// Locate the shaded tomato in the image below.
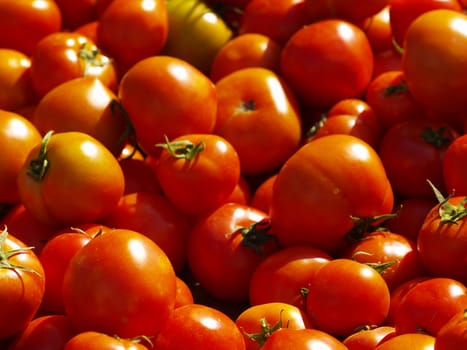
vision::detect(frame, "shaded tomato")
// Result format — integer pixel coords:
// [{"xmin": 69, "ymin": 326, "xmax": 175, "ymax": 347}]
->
[
  {"xmin": 63, "ymin": 331, "xmax": 149, "ymax": 350},
  {"xmin": 261, "ymin": 328, "xmax": 348, "ymax": 350},
  {"xmin": 343, "ymin": 326, "xmax": 396, "ymax": 350},
  {"xmin": 442, "ymin": 134, "xmax": 467, "ymax": 196},
  {"xmin": 250, "ymin": 174, "xmax": 277, "ymax": 214},
  {"xmin": 374, "ymin": 333, "xmax": 435, "ymax": 350},
  {"xmin": 118, "ymin": 158, "xmax": 161, "ymax": 195},
  {"xmin": 174, "ymin": 276, "xmax": 194, "ymax": 309},
  {"xmin": 54, "ymin": 0, "xmax": 97, "ymax": 30},
  {"xmin": 372, "ymin": 48, "xmax": 403, "ymax": 79},
  {"xmin": 435, "ymin": 308, "xmax": 467, "ymax": 350}
]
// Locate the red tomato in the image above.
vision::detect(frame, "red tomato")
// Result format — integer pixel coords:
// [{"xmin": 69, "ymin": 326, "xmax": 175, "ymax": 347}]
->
[
  {"xmin": 0, "ymin": 110, "xmax": 42, "ymax": 204},
  {"xmin": 435, "ymin": 308, "xmax": 467, "ymax": 350},
  {"xmin": 281, "ymin": 19, "xmax": 374, "ymax": 109},
  {"xmin": 249, "ymin": 246, "xmax": 331, "ymax": 309},
  {"xmin": 118, "ymin": 158, "xmax": 161, "ymax": 195},
  {"xmin": 360, "ymin": 5, "xmax": 393, "ymax": 53},
  {"xmin": 0, "ymin": 0, "xmax": 62, "ymax": 56},
  {"xmin": 372, "ymin": 48, "xmax": 403, "ymax": 78},
  {"xmin": 74, "ymin": 20, "xmax": 99, "ymax": 44},
  {"xmin": 443, "ymin": 134, "xmax": 467, "ymax": 196},
  {"xmin": 187, "ymin": 202, "xmax": 276, "ymax": 302},
  {"xmin": 235, "ymin": 302, "xmax": 311, "ymax": 350},
  {"xmin": 306, "ymin": 258, "xmax": 391, "ymax": 338},
  {"xmin": 118, "ymin": 56, "xmax": 217, "ymax": 157},
  {"xmin": 215, "ymin": 67, "xmax": 302, "ymax": 175},
  {"xmin": 261, "ymin": 328, "xmax": 348, "ymax": 350},
  {"xmin": 54, "ymin": 0, "xmax": 98, "ymax": 30},
  {"xmin": 64, "ymin": 331, "xmax": 149, "ymax": 350},
  {"xmin": 343, "ymin": 326, "xmax": 396, "ymax": 350},
  {"xmin": 63, "ymin": 228, "xmax": 176, "ymax": 338},
  {"xmin": 402, "ymin": 9, "xmax": 467, "ymax": 114},
  {"xmin": 154, "ymin": 304, "xmax": 246, "ymax": 350},
  {"xmin": 7, "ymin": 315, "xmax": 76, "ymax": 350},
  {"xmin": 174, "ymin": 276, "xmax": 194, "ymax": 309},
  {"xmin": 393, "ymin": 277, "xmax": 467, "ymax": 336},
  {"xmin": 0, "ymin": 228, "xmax": 45, "ymax": 339},
  {"xmin": 374, "ymin": 333, "xmax": 435, "ymax": 349},
  {"xmin": 270, "ymin": 134, "xmax": 394, "ymax": 254},
  {"xmin": 17, "ymin": 131, "xmax": 125, "ymax": 226},
  {"xmin": 97, "ymin": 0, "xmax": 168, "ymax": 74},
  {"xmin": 250, "ymin": 174, "xmax": 277, "ymax": 214}
]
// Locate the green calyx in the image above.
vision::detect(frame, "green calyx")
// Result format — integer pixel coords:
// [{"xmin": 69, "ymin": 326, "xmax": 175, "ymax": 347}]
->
[
  {"xmin": 428, "ymin": 179, "xmax": 467, "ymax": 224},
  {"xmin": 229, "ymin": 218, "xmax": 277, "ymax": 256},
  {"xmin": 27, "ymin": 130, "xmax": 54, "ymax": 181},
  {"xmin": 242, "ymin": 310, "xmax": 287, "ymax": 347},
  {"xmin": 155, "ymin": 135, "xmax": 205, "ymax": 160}
]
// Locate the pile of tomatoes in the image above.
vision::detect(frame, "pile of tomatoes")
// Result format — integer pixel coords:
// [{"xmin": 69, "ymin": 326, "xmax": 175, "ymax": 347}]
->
[{"xmin": 1, "ymin": 0, "xmax": 467, "ymax": 349}]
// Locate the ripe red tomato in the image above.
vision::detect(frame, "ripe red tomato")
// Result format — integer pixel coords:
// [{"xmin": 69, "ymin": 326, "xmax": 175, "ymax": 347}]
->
[
  {"xmin": 360, "ymin": 5, "xmax": 393, "ymax": 54},
  {"xmin": 374, "ymin": 333, "xmax": 435, "ymax": 350},
  {"xmin": 270, "ymin": 134, "xmax": 394, "ymax": 254},
  {"xmin": 154, "ymin": 304, "xmax": 246, "ymax": 350},
  {"xmin": 281, "ymin": 18, "xmax": 374, "ymax": 109},
  {"xmin": 261, "ymin": 328, "xmax": 348, "ymax": 350},
  {"xmin": 250, "ymin": 174, "xmax": 277, "ymax": 214},
  {"xmin": 214, "ymin": 67, "xmax": 302, "ymax": 175},
  {"xmin": 118, "ymin": 158, "xmax": 161, "ymax": 195},
  {"xmin": 0, "ymin": 228, "xmax": 45, "ymax": 340},
  {"xmin": 435, "ymin": 308, "xmax": 467, "ymax": 350},
  {"xmin": 64, "ymin": 331, "xmax": 149, "ymax": 350},
  {"xmin": 54, "ymin": 0, "xmax": 98, "ymax": 30},
  {"xmin": 174, "ymin": 276, "xmax": 194, "ymax": 308},
  {"xmin": 372, "ymin": 48, "xmax": 403, "ymax": 79},
  {"xmin": 17, "ymin": 131, "xmax": 125, "ymax": 226},
  {"xmin": 306, "ymin": 258, "xmax": 391, "ymax": 338},
  {"xmin": 118, "ymin": 56, "xmax": 217, "ymax": 157},
  {"xmin": 442, "ymin": 134, "xmax": 467, "ymax": 196},
  {"xmin": 342, "ymin": 326, "xmax": 396, "ymax": 350},
  {"xmin": 63, "ymin": 228, "xmax": 177, "ymax": 338}
]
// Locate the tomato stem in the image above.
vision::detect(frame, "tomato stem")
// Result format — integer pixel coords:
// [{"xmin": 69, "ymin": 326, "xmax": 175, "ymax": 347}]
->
[
  {"xmin": 155, "ymin": 135, "xmax": 205, "ymax": 160},
  {"xmin": 228, "ymin": 218, "xmax": 277, "ymax": 255},
  {"xmin": 428, "ymin": 179, "xmax": 467, "ymax": 224},
  {"xmin": 78, "ymin": 42, "xmax": 110, "ymax": 77},
  {"xmin": 27, "ymin": 130, "xmax": 54, "ymax": 181},
  {"xmin": 420, "ymin": 127, "xmax": 455, "ymax": 149},
  {"xmin": 346, "ymin": 213, "xmax": 398, "ymax": 243},
  {"xmin": 351, "ymin": 251, "xmax": 398, "ymax": 274},
  {"xmin": 109, "ymin": 99, "xmax": 142, "ymax": 157},
  {"xmin": 242, "ymin": 310, "xmax": 287, "ymax": 347}
]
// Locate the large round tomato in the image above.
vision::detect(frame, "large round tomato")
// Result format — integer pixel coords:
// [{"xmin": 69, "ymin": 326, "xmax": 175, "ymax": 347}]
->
[
  {"xmin": 435, "ymin": 308, "xmax": 467, "ymax": 350},
  {"xmin": 261, "ymin": 328, "xmax": 348, "ymax": 350},
  {"xmin": 64, "ymin": 331, "xmax": 149, "ymax": 350},
  {"xmin": 342, "ymin": 326, "xmax": 396, "ymax": 350},
  {"xmin": 17, "ymin": 131, "xmax": 125, "ymax": 226},
  {"xmin": 270, "ymin": 134, "xmax": 394, "ymax": 254},
  {"xmin": 402, "ymin": 9, "xmax": 467, "ymax": 114},
  {"xmin": 281, "ymin": 18, "xmax": 374, "ymax": 109},
  {"xmin": 442, "ymin": 134, "xmax": 467, "ymax": 196},
  {"xmin": 62, "ymin": 228, "xmax": 177, "ymax": 338},
  {"xmin": 374, "ymin": 333, "xmax": 435, "ymax": 349}
]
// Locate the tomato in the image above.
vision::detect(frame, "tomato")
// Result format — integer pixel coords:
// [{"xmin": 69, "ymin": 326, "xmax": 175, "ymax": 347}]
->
[
  {"xmin": 389, "ymin": 0, "xmax": 462, "ymax": 48},
  {"xmin": 17, "ymin": 131, "xmax": 125, "ymax": 226},
  {"xmin": 249, "ymin": 246, "xmax": 331, "ymax": 309},
  {"xmin": 187, "ymin": 202, "xmax": 276, "ymax": 302},
  {"xmin": 163, "ymin": 0, "xmax": 233, "ymax": 75},
  {"xmin": 0, "ymin": 0, "xmax": 62, "ymax": 56},
  {"xmin": 443, "ymin": 134, "xmax": 467, "ymax": 196},
  {"xmin": 374, "ymin": 333, "xmax": 435, "ymax": 350},
  {"xmin": 343, "ymin": 326, "xmax": 396, "ymax": 350},
  {"xmin": 7, "ymin": 315, "xmax": 77, "ymax": 350},
  {"xmin": 118, "ymin": 56, "xmax": 217, "ymax": 157},
  {"xmin": 210, "ymin": 33, "xmax": 282, "ymax": 83},
  {"xmin": 238, "ymin": 0, "xmax": 309, "ymax": 45},
  {"xmin": 261, "ymin": 328, "xmax": 348, "ymax": 350},
  {"xmin": 64, "ymin": 331, "xmax": 149, "ymax": 350},
  {"xmin": 214, "ymin": 67, "xmax": 302, "ymax": 175},
  {"xmin": 0, "ymin": 110, "xmax": 42, "ymax": 204},
  {"xmin": 365, "ymin": 70, "xmax": 425, "ymax": 131},
  {"xmin": 0, "ymin": 228, "xmax": 45, "ymax": 340},
  {"xmin": 100, "ymin": 192, "xmax": 191, "ymax": 273},
  {"xmin": 372, "ymin": 48, "xmax": 403, "ymax": 79},
  {"xmin": 32, "ymin": 77, "xmax": 128, "ymax": 155},
  {"xmin": 281, "ymin": 18, "xmax": 374, "ymax": 109},
  {"xmin": 118, "ymin": 158, "xmax": 161, "ymax": 195},
  {"xmin": 417, "ymin": 192, "xmax": 467, "ymax": 285},
  {"xmin": 155, "ymin": 304, "xmax": 245, "ymax": 350},
  {"xmin": 222, "ymin": 175, "xmax": 252, "ymax": 206},
  {"xmin": 63, "ymin": 228, "xmax": 176, "ymax": 338},
  {"xmin": 54, "ymin": 0, "xmax": 98, "ymax": 30},
  {"xmin": 435, "ymin": 308, "xmax": 467, "ymax": 350},
  {"xmin": 393, "ymin": 277, "xmax": 467, "ymax": 336},
  {"xmin": 96, "ymin": 0, "xmax": 168, "ymax": 75},
  {"xmin": 360, "ymin": 5, "xmax": 393, "ymax": 54},
  {"xmin": 306, "ymin": 258, "xmax": 391, "ymax": 338},
  {"xmin": 154, "ymin": 134, "xmax": 241, "ymax": 218},
  {"xmin": 74, "ymin": 20, "xmax": 99, "ymax": 44},
  {"xmin": 270, "ymin": 134, "xmax": 394, "ymax": 254},
  {"xmin": 235, "ymin": 302, "xmax": 311, "ymax": 350},
  {"xmin": 174, "ymin": 276, "xmax": 194, "ymax": 308},
  {"xmin": 250, "ymin": 174, "xmax": 277, "ymax": 214},
  {"xmin": 0, "ymin": 49, "xmax": 38, "ymax": 112},
  {"xmin": 378, "ymin": 119, "xmax": 458, "ymax": 200},
  {"xmin": 402, "ymin": 9, "xmax": 467, "ymax": 114}
]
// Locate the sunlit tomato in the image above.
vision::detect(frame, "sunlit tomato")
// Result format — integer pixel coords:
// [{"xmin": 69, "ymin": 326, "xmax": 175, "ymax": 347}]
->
[
  {"xmin": 442, "ymin": 134, "xmax": 467, "ymax": 196},
  {"xmin": 215, "ymin": 67, "xmax": 302, "ymax": 175},
  {"xmin": 402, "ymin": 9, "xmax": 467, "ymax": 114},
  {"xmin": 389, "ymin": 0, "xmax": 462, "ymax": 48},
  {"xmin": 304, "ymin": 0, "xmax": 389, "ymax": 24},
  {"xmin": 96, "ymin": 0, "xmax": 168, "ymax": 75},
  {"xmin": 174, "ymin": 276, "xmax": 194, "ymax": 308},
  {"xmin": 281, "ymin": 19, "xmax": 374, "ymax": 109},
  {"xmin": 0, "ymin": 110, "xmax": 42, "ymax": 204},
  {"xmin": 435, "ymin": 308, "xmax": 467, "ymax": 350},
  {"xmin": 17, "ymin": 131, "xmax": 125, "ymax": 226},
  {"xmin": 239, "ymin": 0, "xmax": 309, "ymax": 45},
  {"xmin": 343, "ymin": 326, "xmax": 396, "ymax": 350},
  {"xmin": 0, "ymin": 49, "xmax": 38, "ymax": 112},
  {"xmin": 7, "ymin": 315, "xmax": 76, "ymax": 350},
  {"xmin": 187, "ymin": 203, "xmax": 276, "ymax": 302},
  {"xmin": 235, "ymin": 302, "xmax": 311, "ymax": 350},
  {"xmin": 63, "ymin": 228, "xmax": 176, "ymax": 338},
  {"xmin": 261, "ymin": 328, "xmax": 348, "ymax": 350},
  {"xmin": 306, "ymin": 258, "xmax": 391, "ymax": 338},
  {"xmin": 64, "ymin": 331, "xmax": 149, "ymax": 350},
  {"xmin": 378, "ymin": 119, "xmax": 458, "ymax": 200},
  {"xmin": 393, "ymin": 277, "xmax": 467, "ymax": 336},
  {"xmin": 163, "ymin": 0, "xmax": 233, "ymax": 75},
  {"xmin": 374, "ymin": 333, "xmax": 435, "ymax": 350},
  {"xmin": 32, "ymin": 77, "xmax": 128, "ymax": 155},
  {"xmin": 210, "ymin": 33, "xmax": 282, "ymax": 82},
  {"xmin": 249, "ymin": 246, "xmax": 331, "ymax": 309},
  {"xmin": 0, "ymin": 0, "xmax": 62, "ymax": 56},
  {"xmin": 100, "ymin": 191, "xmax": 191, "ymax": 273},
  {"xmin": 360, "ymin": 5, "xmax": 393, "ymax": 53},
  {"xmin": 0, "ymin": 228, "xmax": 45, "ymax": 340},
  {"xmin": 250, "ymin": 174, "xmax": 277, "ymax": 214},
  {"xmin": 118, "ymin": 56, "xmax": 217, "ymax": 157},
  {"xmin": 118, "ymin": 158, "xmax": 161, "ymax": 195},
  {"xmin": 270, "ymin": 135, "xmax": 394, "ymax": 254}
]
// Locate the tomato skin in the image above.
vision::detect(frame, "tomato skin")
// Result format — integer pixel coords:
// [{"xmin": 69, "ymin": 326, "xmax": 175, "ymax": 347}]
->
[
  {"xmin": 281, "ymin": 18, "xmax": 374, "ymax": 109},
  {"xmin": 443, "ymin": 134, "xmax": 467, "ymax": 196},
  {"xmin": 250, "ymin": 174, "xmax": 277, "ymax": 214},
  {"xmin": 360, "ymin": 5, "xmax": 393, "ymax": 54},
  {"xmin": 435, "ymin": 308, "xmax": 467, "ymax": 350},
  {"xmin": 0, "ymin": 0, "xmax": 62, "ymax": 56},
  {"xmin": 118, "ymin": 56, "xmax": 217, "ymax": 157},
  {"xmin": 372, "ymin": 48, "xmax": 403, "ymax": 79},
  {"xmin": 63, "ymin": 229, "xmax": 177, "ymax": 338},
  {"xmin": 270, "ymin": 134, "xmax": 394, "ymax": 254},
  {"xmin": 64, "ymin": 331, "xmax": 149, "ymax": 350},
  {"xmin": 0, "ymin": 230, "xmax": 45, "ymax": 340},
  {"xmin": 374, "ymin": 333, "xmax": 435, "ymax": 350},
  {"xmin": 214, "ymin": 67, "xmax": 302, "ymax": 175},
  {"xmin": 342, "ymin": 326, "xmax": 396, "ymax": 350},
  {"xmin": 54, "ymin": 0, "xmax": 98, "ymax": 30},
  {"xmin": 261, "ymin": 328, "xmax": 348, "ymax": 350},
  {"xmin": 154, "ymin": 304, "xmax": 246, "ymax": 350},
  {"xmin": 174, "ymin": 276, "xmax": 194, "ymax": 308},
  {"xmin": 118, "ymin": 158, "xmax": 161, "ymax": 195}
]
